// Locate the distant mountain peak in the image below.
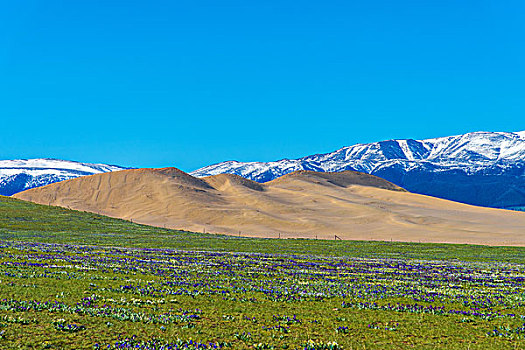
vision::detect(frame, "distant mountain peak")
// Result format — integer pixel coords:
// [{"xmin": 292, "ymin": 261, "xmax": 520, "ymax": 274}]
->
[
  {"xmin": 0, "ymin": 158, "xmax": 128, "ymax": 196},
  {"xmin": 190, "ymin": 130, "xmax": 525, "ymax": 209}
]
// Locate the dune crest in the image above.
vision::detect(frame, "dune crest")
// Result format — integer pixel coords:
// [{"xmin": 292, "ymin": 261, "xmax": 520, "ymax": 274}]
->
[{"xmin": 13, "ymin": 167, "xmax": 525, "ymax": 246}]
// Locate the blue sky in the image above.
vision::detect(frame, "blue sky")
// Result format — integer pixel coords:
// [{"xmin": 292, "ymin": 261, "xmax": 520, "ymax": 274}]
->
[{"xmin": 1, "ymin": 1, "xmax": 524, "ymax": 171}]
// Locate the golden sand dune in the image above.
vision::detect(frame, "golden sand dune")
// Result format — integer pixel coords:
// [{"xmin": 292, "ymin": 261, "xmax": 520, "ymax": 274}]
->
[{"xmin": 13, "ymin": 168, "xmax": 525, "ymax": 246}]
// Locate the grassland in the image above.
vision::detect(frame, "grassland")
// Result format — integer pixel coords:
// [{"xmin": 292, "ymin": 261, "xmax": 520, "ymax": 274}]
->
[{"xmin": 2, "ymin": 196, "xmax": 525, "ymax": 349}]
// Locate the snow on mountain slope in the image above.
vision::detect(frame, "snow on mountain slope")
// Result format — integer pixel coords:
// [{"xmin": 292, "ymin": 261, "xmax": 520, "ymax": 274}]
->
[
  {"xmin": 191, "ymin": 131, "xmax": 525, "ymax": 209},
  {"xmin": 0, "ymin": 159, "xmax": 128, "ymax": 196}
]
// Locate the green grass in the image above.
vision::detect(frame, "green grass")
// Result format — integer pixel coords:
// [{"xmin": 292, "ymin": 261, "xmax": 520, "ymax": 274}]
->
[
  {"xmin": 2, "ymin": 195, "xmax": 525, "ymax": 349},
  {"xmin": 2, "ymin": 239, "xmax": 525, "ymax": 349}
]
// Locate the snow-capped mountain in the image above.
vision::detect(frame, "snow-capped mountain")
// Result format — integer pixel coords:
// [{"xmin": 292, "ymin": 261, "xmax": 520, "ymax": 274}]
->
[
  {"xmin": 0, "ymin": 159, "xmax": 128, "ymax": 196},
  {"xmin": 191, "ymin": 131, "xmax": 525, "ymax": 209}
]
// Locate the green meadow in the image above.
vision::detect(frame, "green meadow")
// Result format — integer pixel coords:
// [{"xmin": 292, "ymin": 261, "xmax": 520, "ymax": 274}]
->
[{"xmin": 1, "ymin": 195, "xmax": 525, "ymax": 349}]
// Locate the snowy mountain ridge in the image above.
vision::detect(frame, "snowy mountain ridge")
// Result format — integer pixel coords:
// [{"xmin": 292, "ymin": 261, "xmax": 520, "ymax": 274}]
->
[
  {"xmin": 0, "ymin": 158, "xmax": 128, "ymax": 196},
  {"xmin": 191, "ymin": 131, "xmax": 525, "ymax": 209}
]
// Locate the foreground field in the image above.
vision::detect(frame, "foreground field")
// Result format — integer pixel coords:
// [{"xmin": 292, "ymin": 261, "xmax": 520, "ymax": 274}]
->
[
  {"xmin": 2, "ymin": 196, "xmax": 525, "ymax": 348},
  {"xmin": 2, "ymin": 240, "xmax": 525, "ymax": 349}
]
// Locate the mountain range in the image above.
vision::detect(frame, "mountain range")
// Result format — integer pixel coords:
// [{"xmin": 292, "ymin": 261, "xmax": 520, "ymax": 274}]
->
[
  {"xmin": 0, "ymin": 159, "xmax": 127, "ymax": 196},
  {"xmin": 191, "ymin": 131, "xmax": 525, "ymax": 210},
  {"xmin": 2, "ymin": 131, "xmax": 525, "ymax": 211}
]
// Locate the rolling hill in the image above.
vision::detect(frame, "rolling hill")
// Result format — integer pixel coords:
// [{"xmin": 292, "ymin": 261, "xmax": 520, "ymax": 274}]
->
[{"xmin": 14, "ymin": 167, "xmax": 525, "ymax": 246}]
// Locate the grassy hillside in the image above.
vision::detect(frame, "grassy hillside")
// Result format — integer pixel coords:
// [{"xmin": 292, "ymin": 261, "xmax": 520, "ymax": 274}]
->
[{"xmin": 1, "ymin": 195, "xmax": 525, "ymax": 263}]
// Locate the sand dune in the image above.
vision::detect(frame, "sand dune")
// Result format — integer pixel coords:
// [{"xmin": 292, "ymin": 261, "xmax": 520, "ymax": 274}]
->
[{"xmin": 13, "ymin": 168, "xmax": 525, "ymax": 246}]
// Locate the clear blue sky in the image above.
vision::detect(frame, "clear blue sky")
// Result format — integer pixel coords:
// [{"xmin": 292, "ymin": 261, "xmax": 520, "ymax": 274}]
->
[{"xmin": 1, "ymin": 1, "xmax": 524, "ymax": 171}]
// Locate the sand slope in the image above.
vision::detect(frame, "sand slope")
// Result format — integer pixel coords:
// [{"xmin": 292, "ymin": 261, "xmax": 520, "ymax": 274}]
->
[{"xmin": 13, "ymin": 168, "xmax": 525, "ymax": 246}]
